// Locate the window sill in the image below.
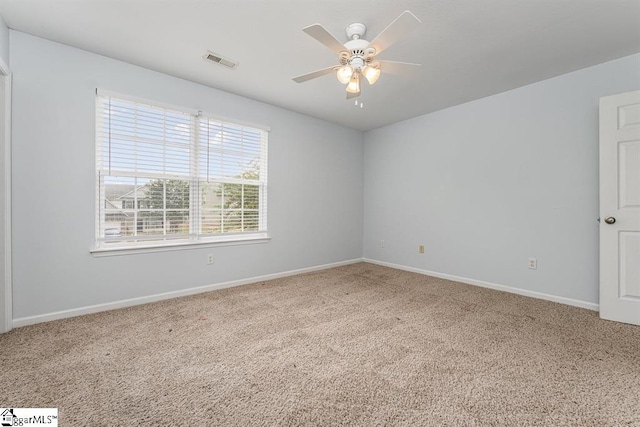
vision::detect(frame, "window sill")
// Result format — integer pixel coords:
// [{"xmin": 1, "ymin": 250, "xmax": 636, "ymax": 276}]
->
[{"xmin": 90, "ymin": 234, "xmax": 271, "ymax": 257}]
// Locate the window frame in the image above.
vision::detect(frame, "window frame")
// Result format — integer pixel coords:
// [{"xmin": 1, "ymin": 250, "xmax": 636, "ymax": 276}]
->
[{"xmin": 92, "ymin": 90, "xmax": 270, "ymax": 256}]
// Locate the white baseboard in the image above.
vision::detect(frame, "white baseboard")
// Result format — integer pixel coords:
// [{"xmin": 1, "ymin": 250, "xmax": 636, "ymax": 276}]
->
[
  {"xmin": 363, "ymin": 258, "xmax": 599, "ymax": 311},
  {"xmin": 12, "ymin": 258, "xmax": 364, "ymax": 328},
  {"xmin": 13, "ymin": 257, "xmax": 599, "ymax": 328}
]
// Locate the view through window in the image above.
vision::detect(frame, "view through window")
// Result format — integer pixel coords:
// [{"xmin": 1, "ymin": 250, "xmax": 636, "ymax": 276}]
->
[{"xmin": 95, "ymin": 92, "xmax": 268, "ymax": 249}]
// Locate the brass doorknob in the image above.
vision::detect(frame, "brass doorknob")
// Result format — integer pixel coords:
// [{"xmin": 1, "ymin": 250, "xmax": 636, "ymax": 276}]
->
[{"xmin": 604, "ymin": 217, "xmax": 616, "ymax": 224}]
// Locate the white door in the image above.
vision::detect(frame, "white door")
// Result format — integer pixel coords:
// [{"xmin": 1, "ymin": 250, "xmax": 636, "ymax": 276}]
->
[{"xmin": 599, "ymin": 90, "xmax": 640, "ymax": 326}]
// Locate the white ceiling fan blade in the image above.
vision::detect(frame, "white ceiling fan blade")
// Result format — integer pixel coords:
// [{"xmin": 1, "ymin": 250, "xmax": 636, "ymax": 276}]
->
[
  {"xmin": 377, "ymin": 60, "xmax": 422, "ymax": 76},
  {"xmin": 292, "ymin": 66, "xmax": 338, "ymax": 83},
  {"xmin": 303, "ymin": 24, "xmax": 346, "ymax": 54},
  {"xmin": 369, "ymin": 11, "xmax": 422, "ymax": 55}
]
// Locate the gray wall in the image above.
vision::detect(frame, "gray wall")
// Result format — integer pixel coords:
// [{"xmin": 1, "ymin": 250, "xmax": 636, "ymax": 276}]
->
[
  {"xmin": 10, "ymin": 32, "xmax": 364, "ymax": 320},
  {"xmin": 0, "ymin": 15, "xmax": 8, "ymax": 65},
  {"xmin": 363, "ymin": 53, "xmax": 640, "ymax": 305}
]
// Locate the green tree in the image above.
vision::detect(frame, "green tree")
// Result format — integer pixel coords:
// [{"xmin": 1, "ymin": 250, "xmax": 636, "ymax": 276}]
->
[
  {"xmin": 145, "ymin": 179, "xmax": 190, "ymax": 233},
  {"xmin": 216, "ymin": 167, "xmax": 260, "ymax": 231}
]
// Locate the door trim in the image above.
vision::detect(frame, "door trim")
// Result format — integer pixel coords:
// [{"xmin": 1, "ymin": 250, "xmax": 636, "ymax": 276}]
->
[{"xmin": 0, "ymin": 56, "xmax": 12, "ymax": 333}]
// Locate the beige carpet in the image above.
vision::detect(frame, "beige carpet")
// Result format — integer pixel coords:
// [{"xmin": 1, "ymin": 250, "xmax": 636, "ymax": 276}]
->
[{"xmin": 1, "ymin": 262, "xmax": 639, "ymax": 426}]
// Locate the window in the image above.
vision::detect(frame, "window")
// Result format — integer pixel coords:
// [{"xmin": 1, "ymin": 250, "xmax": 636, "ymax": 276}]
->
[{"xmin": 95, "ymin": 91, "xmax": 268, "ymax": 250}]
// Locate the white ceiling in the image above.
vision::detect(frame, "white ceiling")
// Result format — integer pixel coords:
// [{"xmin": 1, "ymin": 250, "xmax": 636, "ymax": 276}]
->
[{"xmin": 0, "ymin": 0, "xmax": 639, "ymax": 131}]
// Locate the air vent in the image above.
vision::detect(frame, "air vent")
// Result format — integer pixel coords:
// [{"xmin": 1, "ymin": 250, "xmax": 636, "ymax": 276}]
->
[{"xmin": 203, "ymin": 51, "xmax": 238, "ymax": 69}]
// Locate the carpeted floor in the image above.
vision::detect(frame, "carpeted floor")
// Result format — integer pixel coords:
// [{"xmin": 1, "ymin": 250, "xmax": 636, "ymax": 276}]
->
[{"xmin": 1, "ymin": 262, "xmax": 639, "ymax": 426}]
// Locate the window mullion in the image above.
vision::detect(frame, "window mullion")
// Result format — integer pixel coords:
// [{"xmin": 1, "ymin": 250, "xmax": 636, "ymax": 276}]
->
[
  {"xmin": 221, "ymin": 184, "xmax": 225, "ymax": 234},
  {"xmin": 241, "ymin": 184, "xmax": 245, "ymax": 232},
  {"xmin": 133, "ymin": 177, "xmax": 138, "ymax": 237},
  {"xmin": 163, "ymin": 180, "xmax": 167, "ymax": 237},
  {"xmin": 191, "ymin": 114, "xmax": 200, "ymax": 240}
]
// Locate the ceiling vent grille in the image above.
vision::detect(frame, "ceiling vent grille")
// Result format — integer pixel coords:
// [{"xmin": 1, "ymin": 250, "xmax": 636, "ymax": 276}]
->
[{"xmin": 203, "ymin": 51, "xmax": 238, "ymax": 69}]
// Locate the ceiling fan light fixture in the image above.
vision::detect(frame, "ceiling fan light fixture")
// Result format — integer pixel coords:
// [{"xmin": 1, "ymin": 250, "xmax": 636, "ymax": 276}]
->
[
  {"xmin": 346, "ymin": 74, "xmax": 360, "ymax": 94},
  {"xmin": 336, "ymin": 65, "xmax": 353, "ymax": 84},
  {"xmin": 362, "ymin": 64, "xmax": 381, "ymax": 85},
  {"xmin": 292, "ymin": 11, "xmax": 422, "ymax": 101}
]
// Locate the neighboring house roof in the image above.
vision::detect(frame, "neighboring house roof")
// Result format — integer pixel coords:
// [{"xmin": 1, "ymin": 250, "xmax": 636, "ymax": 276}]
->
[
  {"xmin": 118, "ymin": 185, "xmax": 150, "ymax": 201},
  {"xmin": 104, "ymin": 184, "xmax": 149, "ymax": 218},
  {"xmin": 105, "ymin": 198, "xmax": 124, "ymax": 211},
  {"xmin": 104, "ymin": 184, "xmax": 136, "ymax": 200}
]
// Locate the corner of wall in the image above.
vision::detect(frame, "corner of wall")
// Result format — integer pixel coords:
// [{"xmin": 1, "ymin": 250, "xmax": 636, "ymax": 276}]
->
[
  {"xmin": 0, "ymin": 14, "xmax": 11, "ymax": 333},
  {"xmin": 0, "ymin": 15, "xmax": 9, "ymax": 68}
]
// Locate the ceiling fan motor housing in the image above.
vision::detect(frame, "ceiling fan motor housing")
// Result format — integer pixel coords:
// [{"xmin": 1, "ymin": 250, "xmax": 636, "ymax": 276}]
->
[{"xmin": 343, "ymin": 38, "xmax": 375, "ymax": 71}]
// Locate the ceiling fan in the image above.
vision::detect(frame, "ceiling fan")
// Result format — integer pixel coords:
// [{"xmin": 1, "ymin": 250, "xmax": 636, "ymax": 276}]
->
[{"xmin": 292, "ymin": 11, "xmax": 422, "ymax": 99}]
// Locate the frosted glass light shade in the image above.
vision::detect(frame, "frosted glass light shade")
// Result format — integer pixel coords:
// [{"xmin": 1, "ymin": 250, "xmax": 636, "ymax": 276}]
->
[
  {"xmin": 362, "ymin": 65, "xmax": 381, "ymax": 85},
  {"xmin": 346, "ymin": 74, "xmax": 360, "ymax": 94},
  {"xmin": 336, "ymin": 66, "xmax": 353, "ymax": 84}
]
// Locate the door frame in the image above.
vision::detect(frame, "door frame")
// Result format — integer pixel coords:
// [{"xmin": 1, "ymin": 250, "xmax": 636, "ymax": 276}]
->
[{"xmin": 0, "ymin": 56, "xmax": 12, "ymax": 333}]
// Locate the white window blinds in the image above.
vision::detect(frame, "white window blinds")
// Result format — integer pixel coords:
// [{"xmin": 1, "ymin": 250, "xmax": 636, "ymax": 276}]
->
[{"xmin": 95, "ymin": 91, "xmax": 268, "ymax": 248}]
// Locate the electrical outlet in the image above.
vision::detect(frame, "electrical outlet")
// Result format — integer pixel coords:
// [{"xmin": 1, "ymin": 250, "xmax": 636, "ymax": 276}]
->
[
  {"xmin": 528, "ymin": 257, "xmax": 537, "ymax": 270},
  {"xmin": 419, "ymin": 245, "xmax": 425, "ymax": 254},
  {"xmin": 380, "ymin": 240, "xmax": 385, "ymax": 248},
  {"xmin": 207, "ymin": 254, "xmax": 215, "ymax": 265}
]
